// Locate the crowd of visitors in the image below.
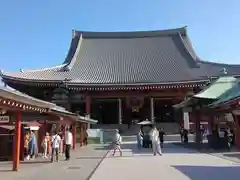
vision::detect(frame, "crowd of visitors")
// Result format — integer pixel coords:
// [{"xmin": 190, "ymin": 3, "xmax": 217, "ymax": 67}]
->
[
  {"xmin": 112, "ymin": 126, "xmax": 164, "ymax": 156},
  {"xmin": 24, "ymin": 128, "xmax": 75, "ymax": 162}
]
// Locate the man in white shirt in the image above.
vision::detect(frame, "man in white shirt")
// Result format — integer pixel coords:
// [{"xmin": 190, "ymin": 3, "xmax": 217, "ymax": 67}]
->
[
  {"xmin": 112, "ymin": 129, "xmax": 122, "ymax": 156},
  {"xmin": 151, "ymin": 127, "xmax": 162, "ymax": 156},
  {"xmin": 65, "ymin": 128, "xmax": 73, "ymax": 160},
  {"xmin": 51, "ymin": 131, "xmax": 61, "ymax": 162}
]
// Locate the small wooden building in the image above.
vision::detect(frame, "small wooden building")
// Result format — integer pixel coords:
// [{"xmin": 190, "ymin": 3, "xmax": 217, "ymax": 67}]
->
[
  {"xmin": 207, "ymin": 77, "xmax": 240, "ymax": 148},
  {"xmin": 175, "ymin": 75, "xmax": 240, "ymax": 148},
  {"xmin": 0, "ymin": 86, "xmax": 97, "ymax": 171}
]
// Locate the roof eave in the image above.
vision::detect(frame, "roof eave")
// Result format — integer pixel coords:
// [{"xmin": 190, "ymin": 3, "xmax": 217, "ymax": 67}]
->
[
  {"xmin": 0, "ymin": 87, "xmax": 55, "ymax": 109},
  {"xmin": 77, "ymin": 115, "xmax": 98, "ymax": 124}
]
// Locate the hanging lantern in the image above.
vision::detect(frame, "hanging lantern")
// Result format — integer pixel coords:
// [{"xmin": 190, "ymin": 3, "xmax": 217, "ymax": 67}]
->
[{"xmin": 126, "ymin": 97, "xmax": 144, "ymax": 112}]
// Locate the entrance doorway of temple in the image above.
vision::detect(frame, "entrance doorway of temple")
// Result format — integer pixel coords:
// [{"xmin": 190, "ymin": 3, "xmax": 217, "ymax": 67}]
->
[
  {"xmin": 122, "ymin": 97, "xmax": 150, "ymax": 125},
  {"xmin": 154, "ymin": 100, "xmax": 175, "ymax": 123},
  {"xmin": 92, "ymin": 99, "xmax": 118, "ymax": 124}
]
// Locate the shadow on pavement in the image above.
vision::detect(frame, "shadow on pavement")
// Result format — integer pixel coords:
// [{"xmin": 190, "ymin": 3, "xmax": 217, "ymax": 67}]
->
[
  {"xmin": 76, "ymin": 156, "xmax": 103, "ymax": 160},
  {"xmin": 172, "ymin": 165, "xmax": 240, "ymax": 180},
  {"xmin": 0, "ymin": 159, "xmax": 51, "ymax": 166},
  {"xmin": 94, "ymin": 145, "xmax": 111, "ymax": 151},
  {"xmin": 223, "ymin": 153, "xmax": 240, "ymax": 159},
  {"xmin": 0, "ymin": 169, "xmax": 13, "ymax": 172},
  {"xmin": 173, "ymin": 142, "xmax": 240, "ymax": 153},
  {"xmin": 20, "ymin": 160, "xmax": 51, "ymax": 164}
]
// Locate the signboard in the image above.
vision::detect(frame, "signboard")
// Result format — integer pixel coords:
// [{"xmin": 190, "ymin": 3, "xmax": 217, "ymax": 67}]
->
[
  {"xmin": 233, "ymin": 110, "xmax": 240, "ymax": 115},
  {"xmin": 0, "ymin": 116, "xmax": 10, "ymax": 123},
  {"xmin": 225, "ymin": 113, "xmax": 234, "ymax": 122}
]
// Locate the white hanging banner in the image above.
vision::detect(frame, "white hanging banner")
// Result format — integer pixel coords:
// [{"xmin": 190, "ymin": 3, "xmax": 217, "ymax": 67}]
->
[
  {"xmin": 225, "ymin": 113, "xmax": 234, "ymax": 122},
  {"xmin": 0, "ymin": 116, "xmax": 10, "ymax": 123},
  {"xmin": 183, "ymin": 112, "xmax": 190, "ymax": 130}
]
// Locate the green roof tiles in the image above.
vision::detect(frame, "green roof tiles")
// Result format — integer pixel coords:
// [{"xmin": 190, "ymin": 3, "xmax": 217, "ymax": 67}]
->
[
  {"xmin": 194, "ymin": 76, "xmax": 237, "ymax": 99},
  {"xmin": 210, "ymin": 80, "xmax": 240, "ymax": 106}
]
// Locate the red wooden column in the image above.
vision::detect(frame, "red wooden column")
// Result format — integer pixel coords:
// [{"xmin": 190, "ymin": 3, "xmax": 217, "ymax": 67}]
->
[
  {"xmin": 72, "ymin": 124, "xmax": 76, "ymax": 149},
  {"xmin": 85, "ymin": 95, "xmax": 91, "ymax": 116},
  {"xmin": 232, "ymin": 113, "xmax": 240, "ymax": 148},
  {"xmin": 83, "ymin": 123, "xmax": 87, "ymax": 146},
  {"xmin": 12, "ymin": 111, "xmax": 22, "ymax": 171},
  {"xmin": 80, "ymin": 123, "xmax": 84, "ymax": 146},
  {"xmin": 62, "ymin": 124, "xmax": 66, "ymax": 152}
]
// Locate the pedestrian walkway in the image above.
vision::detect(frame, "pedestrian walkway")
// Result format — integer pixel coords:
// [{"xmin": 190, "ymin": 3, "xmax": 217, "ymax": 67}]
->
[
  {"xmin": 90, "ymin": 142, "xmax": 240, "ymax": 180},
  {"xmin": 1, "ymin": 144, "xmax": 110, "ymax": 180}
]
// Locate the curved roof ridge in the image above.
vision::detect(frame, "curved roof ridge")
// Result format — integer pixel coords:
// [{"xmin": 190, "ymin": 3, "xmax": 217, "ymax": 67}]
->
[
  {"xmin": 24, "ymin": 63, "xmax": 68, "ymax": 72},
  {"xmin": 177, "ymin": 32, "xmax": 198, "ymax": 68},
  {"xmin": 198, "ymin": 59, "xmax": 240, "ymax": 67},
  {"xmin": 73, "ymin": 26, "xmax": 187, "ymax": 38},
  {"xmin": 64, "ymin": 33, "xmax": 83, "ymax": 71},
  {"xmin": 62, "ymin": 33, "xmax": 81, "ymax": 65}
]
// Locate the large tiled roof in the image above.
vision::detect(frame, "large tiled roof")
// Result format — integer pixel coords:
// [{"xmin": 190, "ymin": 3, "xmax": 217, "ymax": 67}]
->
[{"xmin": 1, "ymin": 27, "xmax": 240, "ymax": 86}]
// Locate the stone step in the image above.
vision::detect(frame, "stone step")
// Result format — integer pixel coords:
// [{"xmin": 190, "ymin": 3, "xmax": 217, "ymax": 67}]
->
[{"xmin": 122, "ymin": 134, "xmax": 195, "ymax": 142}]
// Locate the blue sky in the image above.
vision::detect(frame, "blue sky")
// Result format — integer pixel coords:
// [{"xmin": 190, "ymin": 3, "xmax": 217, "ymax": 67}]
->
[{"xmin": 0, "ymin": 0, "xmax": 239, "ymax": 72}]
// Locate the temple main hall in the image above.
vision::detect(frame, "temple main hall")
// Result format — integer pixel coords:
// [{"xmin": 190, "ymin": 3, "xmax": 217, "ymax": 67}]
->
[{"xmin": 1, "ymin": 27, "xmax": 240, "ymax": 131}]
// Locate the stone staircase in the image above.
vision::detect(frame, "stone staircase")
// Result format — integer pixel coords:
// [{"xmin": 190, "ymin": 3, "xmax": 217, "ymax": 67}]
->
[
  {"xmin": 92, "ymin": 123, "xmax": 180, "ymax": 135},
  {"xmin": 91, "ymin": 123, "xmax": 181, "ymax": 142},
  {"xmin": 121, "ymin": 123, "xmax": 180, "ymax": 136}
]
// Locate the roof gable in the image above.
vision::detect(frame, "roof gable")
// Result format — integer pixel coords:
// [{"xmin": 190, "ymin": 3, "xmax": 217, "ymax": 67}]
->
[
  {"xmin": 211, "ymin": 80, "xmax": 240, "ymax": 106},
  {"xmin": 194, "ymin": 76, "xmax": 237, "ymax": 99}
]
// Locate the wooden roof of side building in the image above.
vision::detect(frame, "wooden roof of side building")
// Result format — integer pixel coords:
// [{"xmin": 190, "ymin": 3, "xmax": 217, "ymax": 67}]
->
[
  {"xmin": 1, "ymin": 26, "xmax": 240, "ymax": 88},
  {"xmin": 0, "ymin": 86, "xmax": 97, "ymax": 124}
]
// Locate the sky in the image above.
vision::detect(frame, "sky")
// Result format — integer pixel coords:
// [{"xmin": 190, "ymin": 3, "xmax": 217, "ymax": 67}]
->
[{"xmin": 0, "ymin": 0, "xmax": 240, "ymax": 72}]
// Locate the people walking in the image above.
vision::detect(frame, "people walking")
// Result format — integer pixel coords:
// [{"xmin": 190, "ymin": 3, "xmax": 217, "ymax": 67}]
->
[
  {"xmin": 24, "ymin": 131, "xmax": 30, "ymax": 159},
  {"xmin": 112, "ymin": 129, "xmax": 122, "ymax": 156},
  {"xmin": 41, "ymin": 132, "xmax": 50, "ymax": 158},
  {"xmin": 137, "ymin": 129, "xmax": 143, "ymax": 149},
  {"xmin": 51, "ymin": 131, "xmax": 61, "ymax": 162},
  {"xmin": 158, "ymin": 128, "xmax": 165, "ymax": 148},
  {"xmin": 27, "ymin": 131, "xmax": 37, "ymax": 160},
  {"xmin": 84, "ymin": 130, "xmax": 88, "ymax": 145},
  {"xmin": 180, "ymin": 127, "xmax": 184, "ymax": 143},
  {"xmin": 64, "ymin": 128, "xmax": 73, "ymax": 161},
  {"xmin": 151, "ymin": 126, "xmax": 162, "ymax": 156}
]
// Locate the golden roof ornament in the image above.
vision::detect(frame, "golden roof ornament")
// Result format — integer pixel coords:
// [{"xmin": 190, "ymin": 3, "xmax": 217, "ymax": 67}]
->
[{"xmin": 221, "ymin": 68, "xmax": 228, "ymax": 75}]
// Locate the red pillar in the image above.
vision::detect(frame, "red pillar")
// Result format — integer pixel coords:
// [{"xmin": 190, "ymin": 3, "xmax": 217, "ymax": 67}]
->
[
  {"xmin": 83, "ymin": 123, "xmax": 86, "ymax": 146},
  {"xmin": 232, "ymin": 113, "xmax": 240, "ymax": 148},
  {"xmin": 13, "ymin": 111, "xmax": 22, "ymax": 171},
  {"xmin": 72, "ymin": 124, "xmax": 76, "ymax": 149},
  {"xmin": 62, "ymin": 125, "xmax": 66, "ymax": 152},
  {"xmin": 85, "ymin": 95, "xmax": 91, "ymax": 116},
  {"xmin": 80, "ymin": 123, "xmax": 84, "ymax": 146}
]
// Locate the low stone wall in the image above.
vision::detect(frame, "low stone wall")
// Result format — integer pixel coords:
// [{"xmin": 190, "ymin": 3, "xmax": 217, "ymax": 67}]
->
[
  {"xmin": 86, "ymin": 128, "xmax": 117, "ymax": 144},
  {"xmin": 101, "ymin": 129, "xmax": 117, "ymax": 143}
]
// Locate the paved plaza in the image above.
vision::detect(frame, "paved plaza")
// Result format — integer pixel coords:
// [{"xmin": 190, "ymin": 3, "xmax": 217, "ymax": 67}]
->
[
  {"xmin": 1, "ymin": 142, "xmax": 240, "ymax": 180},
  {"xmin": 90, "ymin": 142, "xmax": 240, "ymax": 180},
  {"xmin": 1, "ymin": 144, "xmax": 110, "ymax": 180}
]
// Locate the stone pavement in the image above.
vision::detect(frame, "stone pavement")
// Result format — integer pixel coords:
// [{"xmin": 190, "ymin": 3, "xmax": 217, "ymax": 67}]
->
[
  {"xmin": 210, "ymin": 151, "xmax": 240, "ymax": 163},
  {"xmin": 1, "ymin": 144, "xmax": 110, "ymax": 180},
  {"xmin": 90, "ymin": 142, "xmax": 240, "ymax": 180}
]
